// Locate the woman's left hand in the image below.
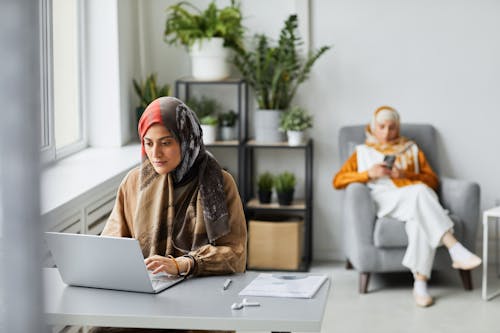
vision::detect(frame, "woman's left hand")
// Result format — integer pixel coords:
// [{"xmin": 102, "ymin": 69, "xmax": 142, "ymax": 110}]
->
[
  {"xmin": 144, "ymin": 255, "xmax": 179, "ymax": 275},
  {"xmin": 390, "ymin": 167, "xmax": 406, "ymax": 179}
]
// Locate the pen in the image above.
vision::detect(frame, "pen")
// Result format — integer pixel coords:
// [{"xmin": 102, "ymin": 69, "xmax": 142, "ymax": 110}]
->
[{"xmin": 223, "ymin": 278, "xmax": 232, "ymax": 290}]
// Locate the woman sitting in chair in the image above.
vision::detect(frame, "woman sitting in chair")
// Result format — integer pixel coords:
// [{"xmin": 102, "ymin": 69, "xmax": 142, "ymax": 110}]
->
[{"xmin": 333, "ymin": 106, "xmax": 481, "ymax": 307}]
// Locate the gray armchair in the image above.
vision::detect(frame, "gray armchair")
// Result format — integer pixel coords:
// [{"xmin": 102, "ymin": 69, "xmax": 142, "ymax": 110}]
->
[{"xmin": 338, "ymin": 124, "xmax": 480, "ymax": 293}]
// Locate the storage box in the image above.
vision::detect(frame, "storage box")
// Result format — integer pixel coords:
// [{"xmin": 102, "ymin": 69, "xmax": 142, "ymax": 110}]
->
[{"xmin": 247, "ymin": 219, "xmax": 303, "ymax": 270}]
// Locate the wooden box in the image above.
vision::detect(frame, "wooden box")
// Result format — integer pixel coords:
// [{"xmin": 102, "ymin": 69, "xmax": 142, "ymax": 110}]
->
[{"xmin": 247, "ymin": 219, "xmax": 303, "ymax": 270}]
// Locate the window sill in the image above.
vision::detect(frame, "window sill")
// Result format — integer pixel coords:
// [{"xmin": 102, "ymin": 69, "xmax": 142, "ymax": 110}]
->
[{"xmin": 41, "ymin": 143, "xmax": 141, "ymax": 216}]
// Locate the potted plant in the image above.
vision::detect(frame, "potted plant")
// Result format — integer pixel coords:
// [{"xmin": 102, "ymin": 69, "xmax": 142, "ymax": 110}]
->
[
  {"xmin": 164, "ymin": 0, "xmax": 244, "ymax": 80},
  {"xmin": 233, "ymin": 14, "xmax": 330, "ymax": 143},
  {"xmin": 279, "ymin": 106, "xmax": 313, "ymax": 146},
  {"xmin": 132, "ymin": 73, "xmax": 171, "ymax": 124},
  {"xmin": 186, "ymin": 95, "xmax": 220, "ymax": 144},
  {"xmin": 274, "ymin": 171, "xmax": 296, "ymax": 206},
  {"xmin": 257, "ymin": 172, "xmax": 274, "ymax": 204},
  {"xmin": 218, "ymin": 110, "xmax": 238, "ymax": 141}
]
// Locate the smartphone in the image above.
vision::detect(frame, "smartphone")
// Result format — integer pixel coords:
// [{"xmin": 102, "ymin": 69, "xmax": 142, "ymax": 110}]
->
[{"xmin": 383, "ymin": 155, "xmax": 396, "ymax": 169}]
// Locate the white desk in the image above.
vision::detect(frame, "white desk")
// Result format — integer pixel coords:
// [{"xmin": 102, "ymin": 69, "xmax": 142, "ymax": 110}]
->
[
  {"xmin": 482, "ymin": 206, "xmax": 500, "ymax": 300},
  {"xmin": 44, "ymin": 268, "xmax": 331, "ymax": 332}
]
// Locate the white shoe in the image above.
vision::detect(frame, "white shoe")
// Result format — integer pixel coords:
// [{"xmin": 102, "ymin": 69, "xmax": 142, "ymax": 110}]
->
[
  {"xmin": 452, "ymin": 254, "xmax": 482, "ymax": 270},
  {"xmin": 413, "ymin": 291, "xmax": 434, "ymax": 307}
]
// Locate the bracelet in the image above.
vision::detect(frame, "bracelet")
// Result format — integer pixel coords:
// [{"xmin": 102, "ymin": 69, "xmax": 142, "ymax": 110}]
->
[
  {"xmin": 167, "ymin": 255, "xmax": 180, "ymax": 276},
  {"xmin": 180, "ymin": 258, "xmax": 192, "ymax": 276}
]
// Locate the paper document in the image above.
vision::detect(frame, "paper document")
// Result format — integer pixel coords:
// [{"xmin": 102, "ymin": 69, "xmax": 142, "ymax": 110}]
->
[{"xmin": 239, "ymin": 273, "xmax": 328, "ymax": 298}]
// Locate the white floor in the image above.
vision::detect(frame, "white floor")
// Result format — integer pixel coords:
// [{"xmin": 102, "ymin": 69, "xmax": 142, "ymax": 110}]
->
[{"xmin": 242, "ymin": 261, "xmax": 500, "ymax": 333}]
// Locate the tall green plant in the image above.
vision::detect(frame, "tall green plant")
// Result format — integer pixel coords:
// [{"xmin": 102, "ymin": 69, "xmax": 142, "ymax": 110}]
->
[
  {"xmin": 164, "ymin": 0, "xmax": 244, "ymax": 51},
  {"xmin": 233, "ymin": 15, "xmax": 330, "ymax": 110}
]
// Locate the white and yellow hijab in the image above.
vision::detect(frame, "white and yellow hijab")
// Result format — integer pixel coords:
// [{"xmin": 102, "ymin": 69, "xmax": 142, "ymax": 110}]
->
[{"xmin": 360, "ymin": 106, "xmax": 419, "ymax": 173}]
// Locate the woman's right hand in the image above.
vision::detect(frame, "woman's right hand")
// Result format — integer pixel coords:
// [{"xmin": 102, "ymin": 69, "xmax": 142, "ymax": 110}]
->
[{"xmin": 368, "ymin": 163, "xmax": 391, "ymax": 180}]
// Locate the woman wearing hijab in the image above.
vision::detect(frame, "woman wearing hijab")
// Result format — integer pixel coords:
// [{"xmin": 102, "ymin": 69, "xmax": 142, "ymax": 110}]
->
[
  {"xmin": 333, "ymin": 106, "xmax": 481, "ymax": 307},
  {"xmin": 91, "ymin": 97, "xmax": 246, "ymax": 333}
]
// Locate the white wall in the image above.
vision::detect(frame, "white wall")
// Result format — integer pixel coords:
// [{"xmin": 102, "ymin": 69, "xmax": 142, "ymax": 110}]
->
[
  {"xmin": 87, "ymin": 0, "xmax": 141, "ymax": 147},
  {"xmin": 118, "ymin": 0, "xmax": 142, "ymax": 142},
  {"xmin": 137, "ymin": 0, "xmax": 500, "ymax": 260},
  {"xmin": 306, "ymin": 0, "xmax": 500, "ymax": 259}
]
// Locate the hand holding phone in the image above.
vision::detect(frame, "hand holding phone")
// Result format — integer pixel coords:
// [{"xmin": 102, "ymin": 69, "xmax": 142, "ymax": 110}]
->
[{"xmin": 383, "ymin": 155, "xmax": 396, "ymax": 169}]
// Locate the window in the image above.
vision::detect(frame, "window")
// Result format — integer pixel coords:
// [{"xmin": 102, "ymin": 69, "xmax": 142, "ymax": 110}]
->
[{"xmin": 40, "ymin": 0, "xmax": 86, "ymax": 163}]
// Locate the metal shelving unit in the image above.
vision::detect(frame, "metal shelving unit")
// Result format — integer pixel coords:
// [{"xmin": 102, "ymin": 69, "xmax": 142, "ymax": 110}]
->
[
  {"xmin": 243, "ymin": 139, "xmax": 313, "ymax": 271},
  {"xmin": 175, "ymin": 77, "xmax": 248, "ymax": 197},
  {"xmin": 175, "ymin": 77, "xmax": 313, "ymax": 271}
]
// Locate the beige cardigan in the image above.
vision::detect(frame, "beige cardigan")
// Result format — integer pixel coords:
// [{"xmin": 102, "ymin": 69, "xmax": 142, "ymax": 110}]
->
[{"xmin": 102, "ymin": 167, "xmax": 247, "ymax": 276}]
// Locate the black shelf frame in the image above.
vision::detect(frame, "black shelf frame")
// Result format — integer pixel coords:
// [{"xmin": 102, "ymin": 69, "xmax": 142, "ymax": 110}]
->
[
  {"xmin": 175, "ymin": 77, "xmax": 248, "ymax": 198},
  {"xmin": 244, "ymin": 139, "xmax": 314, "ymax": 271},
  {"xmin": 175, "ymin": 77, "xmax": 314, "ymax": 272}
]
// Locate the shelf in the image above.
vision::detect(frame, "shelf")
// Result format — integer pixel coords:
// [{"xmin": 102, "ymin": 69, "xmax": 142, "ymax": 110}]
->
[
  {"xmin": 175, "ymin": 77, "xmax": 245, "ymax": 84},
  {"xmin": 175, "ymin": 77, "xmax": 312, "ymax": 272},
  {"xmin": 246, "ymin": 139, "xmax": 310, "ymax": 148},
  {"xmin": 246, "ymin": 198, "xmax": 306, "ymax": 211},
  {"xmin": 205, "ymin": 140, "xmax": 239, "ymax": 147}
]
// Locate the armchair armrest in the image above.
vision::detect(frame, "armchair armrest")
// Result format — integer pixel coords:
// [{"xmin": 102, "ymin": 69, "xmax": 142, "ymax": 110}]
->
[
  {"xmin": 439, "ymin": 177, "xmax": 480, "ymax": 248},
  {"xmin": 344, "ymin": 183, "xmax": 377, "ymax": 244},
  {"xmin": 341, "ymin": 183, "xmax": 378, "ymax": 271}
]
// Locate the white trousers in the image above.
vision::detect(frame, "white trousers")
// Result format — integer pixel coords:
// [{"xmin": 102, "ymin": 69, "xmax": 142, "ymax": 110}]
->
[{"xmin": 371, "ymin": 183, "xmax": 454, "ymax": 278}]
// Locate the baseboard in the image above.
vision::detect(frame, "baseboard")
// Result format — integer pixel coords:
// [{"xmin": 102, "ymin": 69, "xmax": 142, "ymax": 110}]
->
[{"xmin": 313, "ymin": 248, "xmax": 344, "ymax": 261}]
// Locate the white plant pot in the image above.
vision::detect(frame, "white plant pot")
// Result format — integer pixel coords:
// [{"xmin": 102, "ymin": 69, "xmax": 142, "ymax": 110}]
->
[
  {"xmin": 220, "ymin": 126, "xmax": 236, "ymax": 141},
  {"xmin": 189, "ymin": 38, "xmax": 230, "ymax": 80},
  {"xmin": 254, "ymin": 109, "xmax": 286, "ymax": 143},
  {"xmin": 201, "ymin": 124, "xmax": 217, "ymax": 144},
  {"xmin": 287, "ymin": 130, "xmax": 306, "ymax": 146}
]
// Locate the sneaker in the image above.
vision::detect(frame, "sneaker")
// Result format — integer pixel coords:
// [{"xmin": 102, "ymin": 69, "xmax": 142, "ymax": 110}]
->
[
  {"xmin": 413, "ymin": 291, "xmax": 434, "ymax": 307},
  {"xmin": 452, "ymin": 254, "xmax": 482, "ymax": 270}
]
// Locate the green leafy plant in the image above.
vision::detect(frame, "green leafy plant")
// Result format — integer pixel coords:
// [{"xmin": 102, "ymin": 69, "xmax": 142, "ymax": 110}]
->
[
  {"xmin": 186, "ymin": 95, "xmax": 220, "ymax": 120},
  {"xmin": 274, "ymin": 171, "xmax": 296, "ymax": 193},
  {"xmin": 257, "ymin": 172, "xmax": 274, "ymax": 192},
  {"xmin": 199, "ymin": 115, "xmax": 219, "ymax": 126},
  {"xmin": 132, "ymin": 73, "xmax": 171, "ymax": 108},
  {"xmin": 279, "ymin": 106, "xmax": 313, "ymax": 132},
  {"xmin": 233, "ymin": 14, "xmax": 330, "ymax": 110},
  {"xmin": 219, "ymin": 110, "xmax": 238, "ymax": 127},
  {"xmin": 164, "ymin": 0, "xmax": 244, "ymax": 51}
]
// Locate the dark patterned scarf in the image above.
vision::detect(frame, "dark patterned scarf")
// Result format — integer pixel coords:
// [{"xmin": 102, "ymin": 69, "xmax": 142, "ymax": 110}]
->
[{"xmin": 137, "ymin": 96, "xmax": 230, "ymax": 244}]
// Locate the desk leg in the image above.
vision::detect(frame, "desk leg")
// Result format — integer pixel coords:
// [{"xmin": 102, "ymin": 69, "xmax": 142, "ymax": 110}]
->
[{"xmin": 482, "ymin": 214, "xmax": 489, "ymax": 300}]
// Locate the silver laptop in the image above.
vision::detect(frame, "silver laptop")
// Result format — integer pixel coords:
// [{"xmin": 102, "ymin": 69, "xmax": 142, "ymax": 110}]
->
[{"xmin": 44, "ymin": 232, "xmax": 185, "ymax": 294}]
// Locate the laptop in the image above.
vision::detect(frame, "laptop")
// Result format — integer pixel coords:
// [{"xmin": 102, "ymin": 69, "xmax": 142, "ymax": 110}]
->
[{"xmin": 44, "ymin": 232, "xmax": 185, "ymax": 294}]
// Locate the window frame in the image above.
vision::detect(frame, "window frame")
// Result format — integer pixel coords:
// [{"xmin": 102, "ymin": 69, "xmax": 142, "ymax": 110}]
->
[{"xmin": 40, "ymin": 0, "xmax": 87, "ymax": 164}]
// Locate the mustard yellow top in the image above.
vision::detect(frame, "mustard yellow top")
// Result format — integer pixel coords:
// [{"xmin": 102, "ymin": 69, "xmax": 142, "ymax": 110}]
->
[{"xmin": 332, "ymin": 149, "xmax": 438, "ymax": 190}]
